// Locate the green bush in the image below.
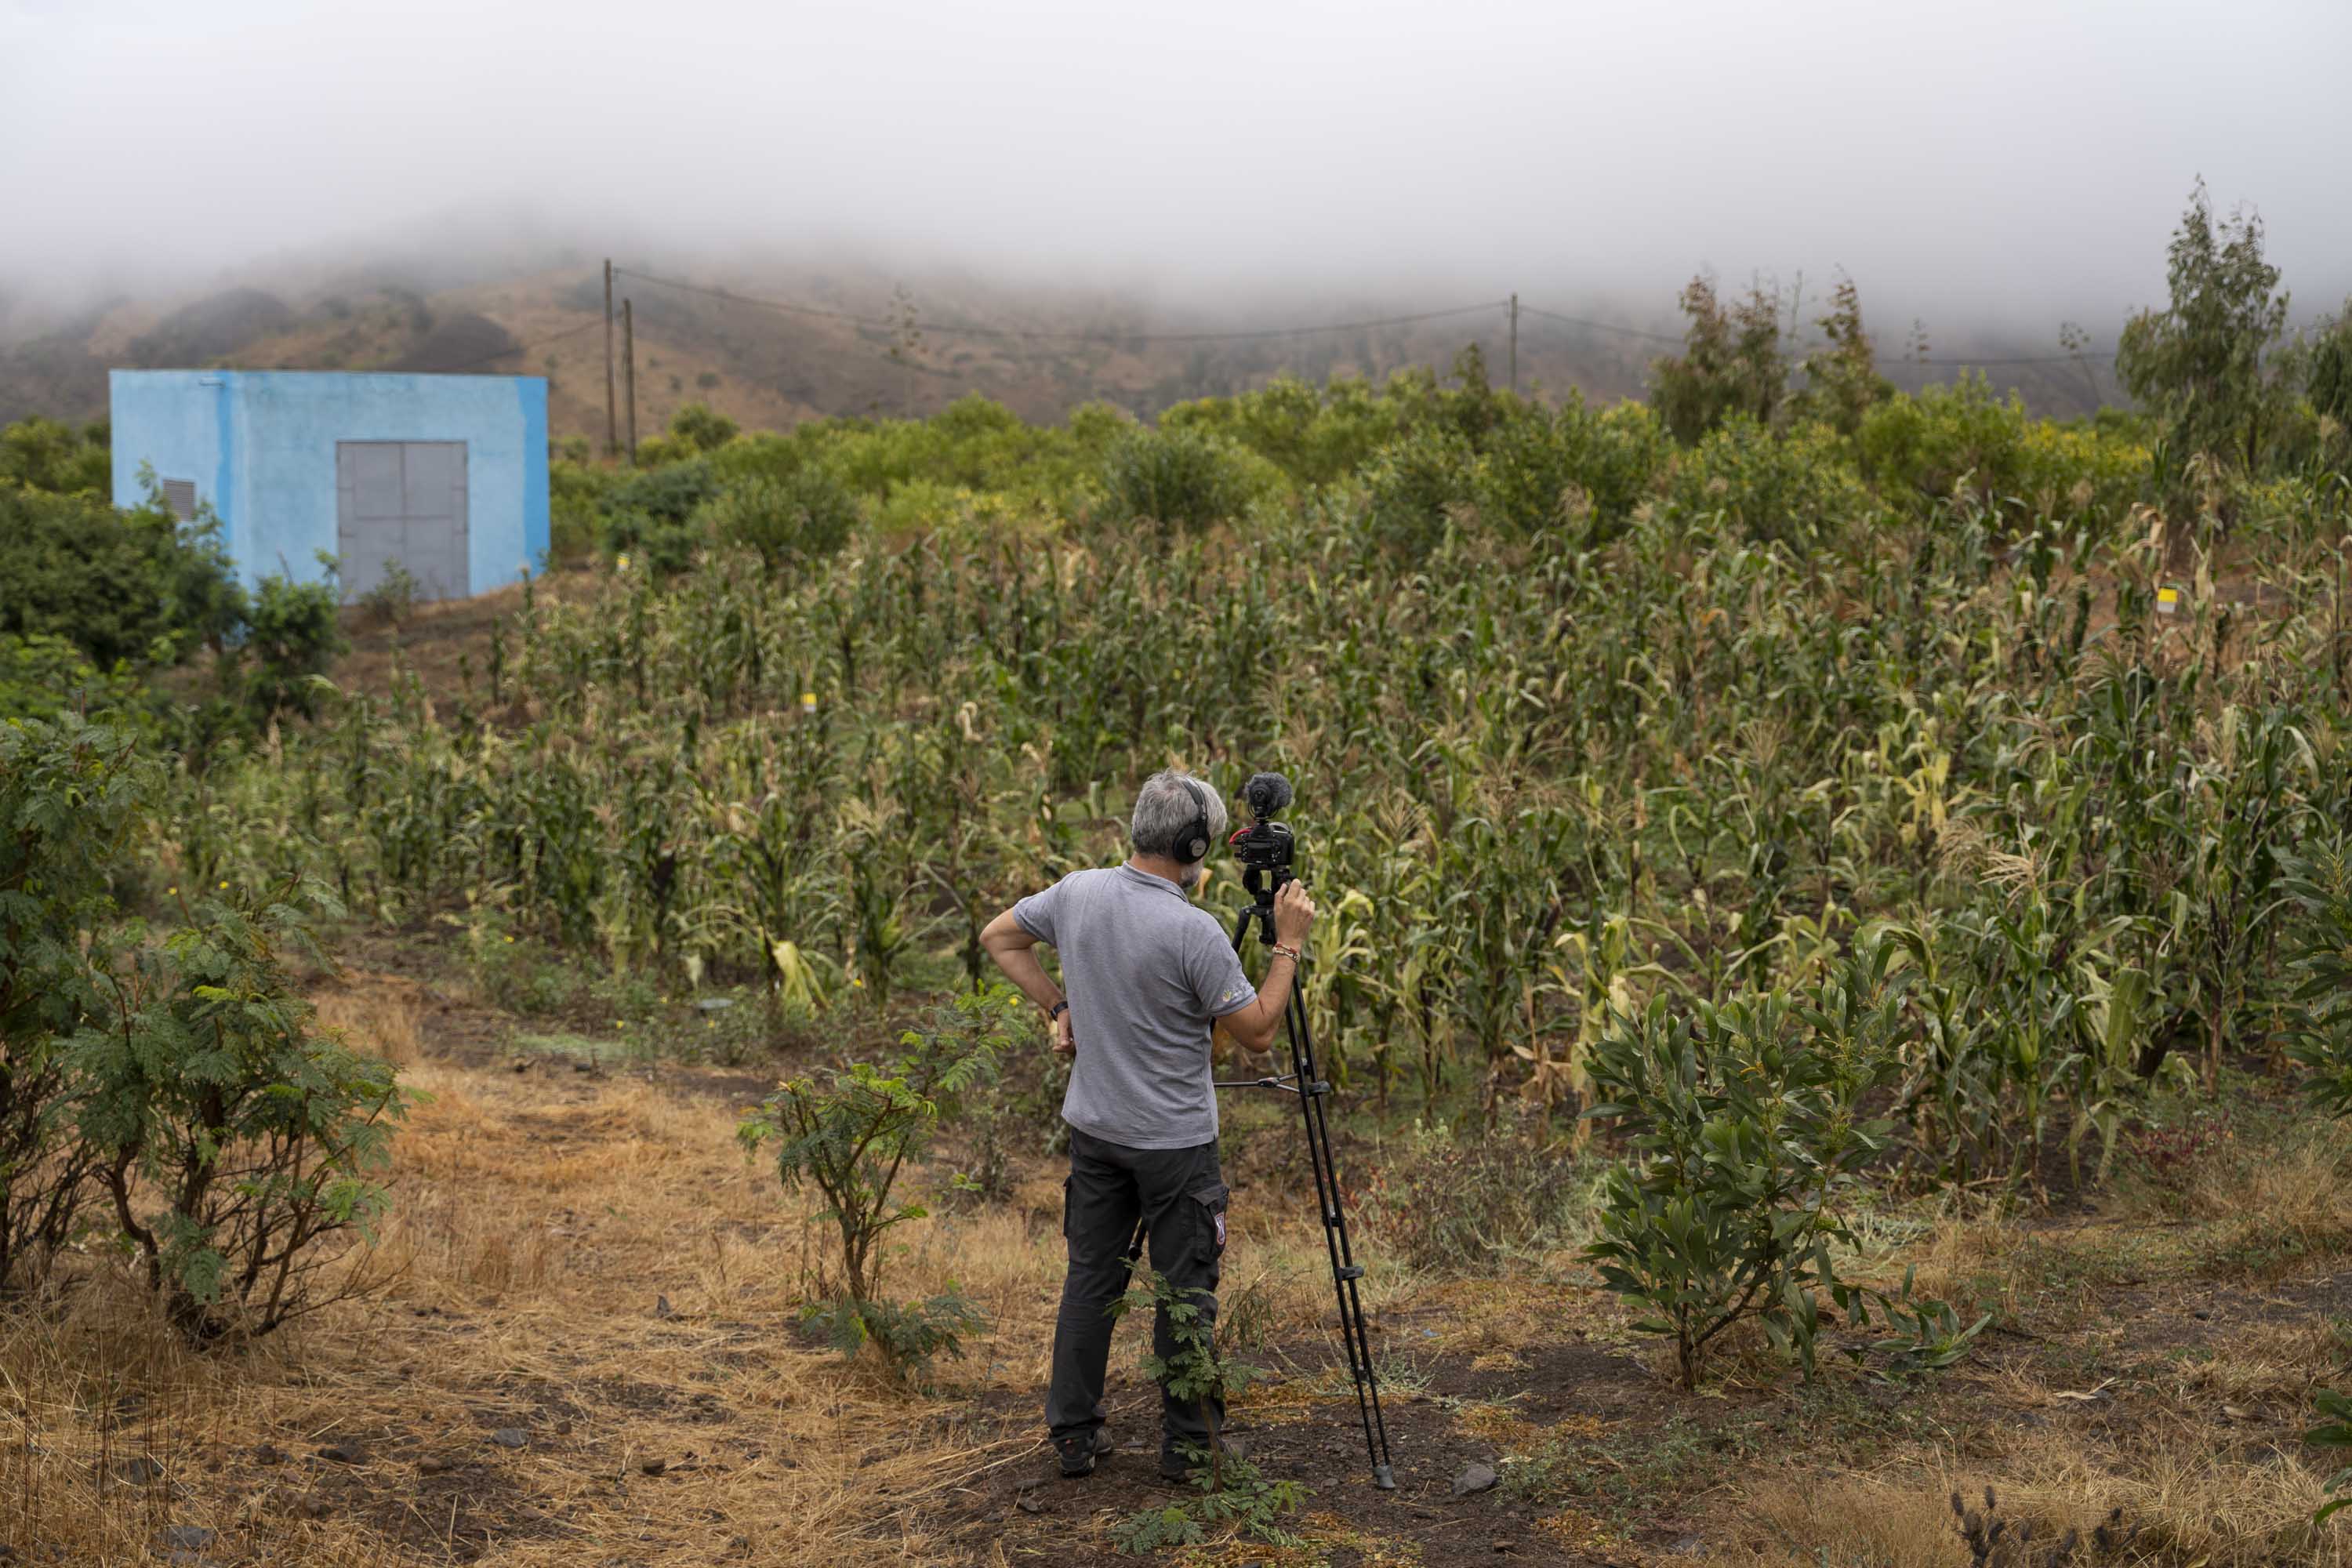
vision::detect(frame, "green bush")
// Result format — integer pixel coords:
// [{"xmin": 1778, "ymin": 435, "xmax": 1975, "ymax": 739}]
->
[
  {"xmin": 1360, "ymin": 423, "xmax": 1478, "ymax": 552},
  {"xmin": 1666, "ymin": 416, "xmax": 1874, "ymax": 546},
  {"xmin": 0, "ymin": 481, "xmax": 242, "ymax": 668},
  {"xmin": 78, "ymin": 873, "xmax": 407, "ymax": 1339},
  {"xmin": 598, "ymin": 456, "xmax": 724, "ymax": 574},
  {"xmin": 0, "ymin": 717, "xmax": 407, "ymax": 1337},
  {"xmin": 699, "ymin": 469, "xmax": 858, "ymax": 568},
  {"xmin": 738, "ymin": 986, "xmax": 1015, "ymax": 1379},
  {"xmin": 0, "ymin": 416, "xmax": 109, "ymax": 495},
  {"xmin": 0, "ymin": 716, "xmax": 151, "ymax": 1290},
  {"xmin": 666, "ymin": 401, "xmax": 739, "ymax": 455},
  {"xmin": 0, "ymin": 633, "xmax": 145, "ymax": 724},
  {"xmin": 1100, "ymin": 426, "xmax": 1258, "ymax": 530},
  {"xmin": 238, "ymin": 574, "xmax": 347, "ymax": 720},
  {"xmin": 1584, "ymin": 931, "xmax": 1975, "ymax": 1388},
  {"xmin": 1857, "ymin": 376, "xmax": 2145, "ymax": 526},
  {"xmin": 1475, "ymin": 395, "xmax": 1668, "ymax": 543}
]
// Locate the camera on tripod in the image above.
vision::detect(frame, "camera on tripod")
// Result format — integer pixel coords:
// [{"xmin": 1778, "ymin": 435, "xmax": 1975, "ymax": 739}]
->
[{"xmin": 1229, "ymin": 772, "xmax": 1296, "ymax": 924}]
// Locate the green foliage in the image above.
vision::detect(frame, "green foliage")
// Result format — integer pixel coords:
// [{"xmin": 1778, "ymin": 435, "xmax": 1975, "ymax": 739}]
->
[
  {"xmin": 1361, "ymin": 422, "xmax": 1478, "ymax": 551},
  {"xmin": 237, "ymin": 573, "xmax": 347, "ymax": 720},
  {"xmin": 2310, "ymin": 1387, "xmax": 2352, "ymax": 1525},
  {"xmin": 1099, "ymin": 425, "xmax": 1259, "ymax": 530},
  {"xmin": 0, "ymin": 634, "xmax": 144, "ymax": 724},
  {"xmin": 699, "ymin": 469, "xmax": 858, "ymax": 568},
  {"xmin": 1109, "ymin": 1266, "xmax": 1306, "ymax": 1553},
  {"xmin": 2118, "ymin": 179, "xmax": 2293, "ymax": 473},
  {"xmin": 1860, "ymin": 376, "xmax": 2036, "ymax": 510},
  {"xmin": 0, "ymin": 717, "xmax": 406, "ymax": 1338},
  {"xmin": 0, "ymin": 415, "xmax": 109, "ymax": 494},
  {"xmin": 1650, "ymin": 274, "xmax": 1787, "ymax": 444},
  {"xmin": 1668, "ymin": 416, "xmax": 1873, "ymax": 546},
  {"xmin": 77, "ymin": 873, "xmax": 408, "ymax": 1339},
  {"xmin": 357, "ymin": 559, "xmax": 419, "ymax": 627},
  {"xmin": 666, "ymin": 401, "xmax": 739, "ymax": 455},
  {"xmin": 0, "ymin": 717, "xmax": 154, "ymax": 1289},
  {"xmin": 1474, "ymin": 394, "xmax": 1668, "ymax": 543},
  {"xmin": 0, "ymin": 481, "xmax": 241, "ymax": 668},
  {"xmin": 2283, "ymin": 831, "xmax": 2352, "ymax": 1119},
  {"xmin": 738, "ymin": 987, "xmax": 1014, "ymax": 1374},
  {"xmin": 1584, "ymin": 931, "xmax": 1973, "ymax": 1388},
  {"xmin": 1794, "ymin": 277, "xmax": 1893, "ymax": 437}
]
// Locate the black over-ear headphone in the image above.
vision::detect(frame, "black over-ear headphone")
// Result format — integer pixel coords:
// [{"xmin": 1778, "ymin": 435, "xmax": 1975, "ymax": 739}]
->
[{"xmin": 1178, "ymin": 777, "xmax": 1212, "ymax": 863}]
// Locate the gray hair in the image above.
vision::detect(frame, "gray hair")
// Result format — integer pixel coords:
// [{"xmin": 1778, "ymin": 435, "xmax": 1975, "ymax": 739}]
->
[{"xmin": 1131, "ymin": 768, "xmax": 1228, "ymax": 874}]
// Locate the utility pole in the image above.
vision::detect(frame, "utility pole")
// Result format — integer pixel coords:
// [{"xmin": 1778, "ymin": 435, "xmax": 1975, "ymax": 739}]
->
[
  {"xmin": 622, "ymin": 297, "xmax": 637, "ymax": 463},
  {"xmin": 1508, "ymin": 293, "xmax": 1519, "ymax": 395},
  {"xmin": 603, "ymin": 260, "xmax": 618, "ymax": 459}
]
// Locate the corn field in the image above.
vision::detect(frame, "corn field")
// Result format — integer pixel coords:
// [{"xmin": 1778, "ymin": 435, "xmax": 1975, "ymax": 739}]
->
[{"xmin": 171, "ymin": 381, "xmax": 2352, "ymax": 1188}]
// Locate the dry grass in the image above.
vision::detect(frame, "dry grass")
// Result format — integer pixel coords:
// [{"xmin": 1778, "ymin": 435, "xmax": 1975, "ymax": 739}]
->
[
  {"xmin": 314, "ymin": 978, "xmax": 426, "ymax": 1067},
  {"xmin": 0, "ymin": 1051, "xmax": 1056, "ymax": 1565},
  {"xmin": 1721, "ymin": 1424, "xmax": 2352, "ymax": 1567},
  {"xmin": 0, "ymin": 1007, "xmax": 1382, "ymax": 1566}
]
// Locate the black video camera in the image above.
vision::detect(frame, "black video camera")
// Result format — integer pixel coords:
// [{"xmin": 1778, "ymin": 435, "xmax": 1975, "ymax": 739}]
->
[{"xmin": 1229, "ymin": 772, "xmax": 1296, "ymax": 933}]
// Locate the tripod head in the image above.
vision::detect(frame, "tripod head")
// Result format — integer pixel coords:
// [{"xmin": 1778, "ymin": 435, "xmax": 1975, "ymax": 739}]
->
[{"xmin": 1229, "ymin": 771, "xmax": 1296, "ymax": 942}]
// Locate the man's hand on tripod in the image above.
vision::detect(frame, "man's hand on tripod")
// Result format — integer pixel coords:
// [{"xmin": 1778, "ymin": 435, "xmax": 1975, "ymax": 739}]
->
[{"xmin": 1273, "ymin": 879, "xmax": 1317, "ymax": 949}]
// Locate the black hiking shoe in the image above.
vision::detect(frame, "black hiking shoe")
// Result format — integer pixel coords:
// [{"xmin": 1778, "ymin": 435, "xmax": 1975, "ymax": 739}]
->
[{"xmin": 1055, "ymin": 1427, "xmax": 1114, "ymax": 1479}]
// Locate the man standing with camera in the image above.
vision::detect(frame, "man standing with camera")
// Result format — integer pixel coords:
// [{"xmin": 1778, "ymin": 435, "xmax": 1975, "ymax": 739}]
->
[{"xmin": 981, "ymin": 768, "xmax": 1316, "ymax": 1483}]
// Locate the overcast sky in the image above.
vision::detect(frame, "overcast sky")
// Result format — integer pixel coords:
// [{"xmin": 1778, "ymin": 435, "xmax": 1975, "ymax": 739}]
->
[{"xmin": 4, "ymin": 0, "xmax": 2348, "ymax": 335}]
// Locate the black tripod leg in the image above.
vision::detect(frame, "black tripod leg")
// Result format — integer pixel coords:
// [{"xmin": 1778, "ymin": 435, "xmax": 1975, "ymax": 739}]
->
[{"xmin": 1283, "ymin": 985, "xmax": 1396, "ymax": 1490}]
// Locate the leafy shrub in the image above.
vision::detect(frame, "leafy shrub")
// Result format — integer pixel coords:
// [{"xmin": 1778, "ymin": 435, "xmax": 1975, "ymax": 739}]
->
[
  {"xmin": 738, "ymin": 986, "xmax": 1015, "ymax": 1377},
  {"xmin": 358, "ymin": 559, "xmax": 419, "ymax": 627},
  {"xmin": 1360, "ymin": 423, "xmax": 1478, "ymax": 552},
  {"xmin": 237, "ymin": 574, "xmax": 347, "ymax": 720},
  {"xmin": 0, "ymin": 633, "xmax": 145, "ymax": 724},
  {"xmin": 1650, "ymin": 274, "xmax": 1787, "ymax": 443},
  {"xmin": 547, "ymin": 456, "xmax": 610, "ymax": 564},
  {"xmin": 1100, "ymin": 426, "xmax": 1255, "ymax": 529},
  {"xmin": 699, "ymin": 469, "xmax": 858, "ymax": 568},
  {"xmin": 0, "ymin": 717, "xmax": 151, "ymax": 1290},
  {"xmin": 597, "ymin": 453, "xmax": 715, "ymax": 564},
  {"xmin": 1109, "ymin": 1266, "xmax": 1306, "ymax": 1553},
  {"xmin": 666, "ymin": 401, "xmax": 739, "ymax": 455},
  {"xmin": 1666, "ymin": 416, "xmax": 1874, "ymax": 546},
  {"xmin": 1584, "ymin": 931, "xmax": 1963, "ymax": 1388},
  {"xmin": 1475, "ymin": 394, "xmax": 1668, "ymax": 543},
  {"xmin": 78, "ymin": 874, "xmax": 408, "ymax": 1339},
  {"xmin": 0, "ymin": 416, "xmax": 110, "ymax": 495},
  {"xmin": 0, "ymin": 481, "xmax": 242, "ymax": 668}
]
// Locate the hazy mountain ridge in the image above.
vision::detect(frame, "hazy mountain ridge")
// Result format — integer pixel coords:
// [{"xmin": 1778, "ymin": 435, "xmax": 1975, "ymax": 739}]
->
[{"xmin": 0, "ymin": 254, "xmax": 2109, "ymax": 440}]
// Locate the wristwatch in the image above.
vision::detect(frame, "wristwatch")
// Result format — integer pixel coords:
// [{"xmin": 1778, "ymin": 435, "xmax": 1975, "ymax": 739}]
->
[{"xmin": 1049, "ymin": 1000, "xmax": 1069, "ymax": 1021}]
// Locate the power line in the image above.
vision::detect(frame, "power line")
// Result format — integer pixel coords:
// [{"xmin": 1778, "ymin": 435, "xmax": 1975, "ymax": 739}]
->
[
  {"xmin": 1515, "ymin": 303, "xmax": 1688, "ymax": 346},
  {"xmin": 612, "ymin": 266, "xmax": 1507, "ymax": 345}
]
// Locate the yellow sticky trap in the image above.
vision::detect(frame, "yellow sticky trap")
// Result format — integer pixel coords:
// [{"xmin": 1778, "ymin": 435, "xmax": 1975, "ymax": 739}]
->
[
  {"xmin": 800, "ymin": 691, "xmax": 818, "ymax": 713},
  {"xmin": 2156, "ymin": 586, "xmax": 2180, "ymax": 615}
]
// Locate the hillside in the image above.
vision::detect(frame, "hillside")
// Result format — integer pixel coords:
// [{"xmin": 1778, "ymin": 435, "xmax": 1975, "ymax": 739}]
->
[{"xmin": 0, "ymin": 256, "xmax": 2109, "ymax": 440}]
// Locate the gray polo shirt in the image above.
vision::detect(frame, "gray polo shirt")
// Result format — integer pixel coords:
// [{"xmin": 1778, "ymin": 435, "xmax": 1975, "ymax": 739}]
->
[{"xmin": 1013, "ymin": 864, "xmax": 1257, "ymax": 1149}]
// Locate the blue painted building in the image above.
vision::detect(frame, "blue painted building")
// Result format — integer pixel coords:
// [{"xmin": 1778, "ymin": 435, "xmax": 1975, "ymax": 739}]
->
[{"xmin": 110, "ymin": 369, "xmax": 550, "ymax": 603}]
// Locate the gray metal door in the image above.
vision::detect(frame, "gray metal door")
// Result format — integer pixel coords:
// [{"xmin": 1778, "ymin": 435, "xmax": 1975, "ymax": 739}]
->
[{"xmin": 336, "ymin": 441, "xmax": 468, "ymax": 601}]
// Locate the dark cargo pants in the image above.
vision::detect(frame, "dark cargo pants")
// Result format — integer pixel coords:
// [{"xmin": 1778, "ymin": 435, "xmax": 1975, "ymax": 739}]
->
[{"xmin": 1047, "ymin": 1126, "xmax": 1229, "ymax": 1462}]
